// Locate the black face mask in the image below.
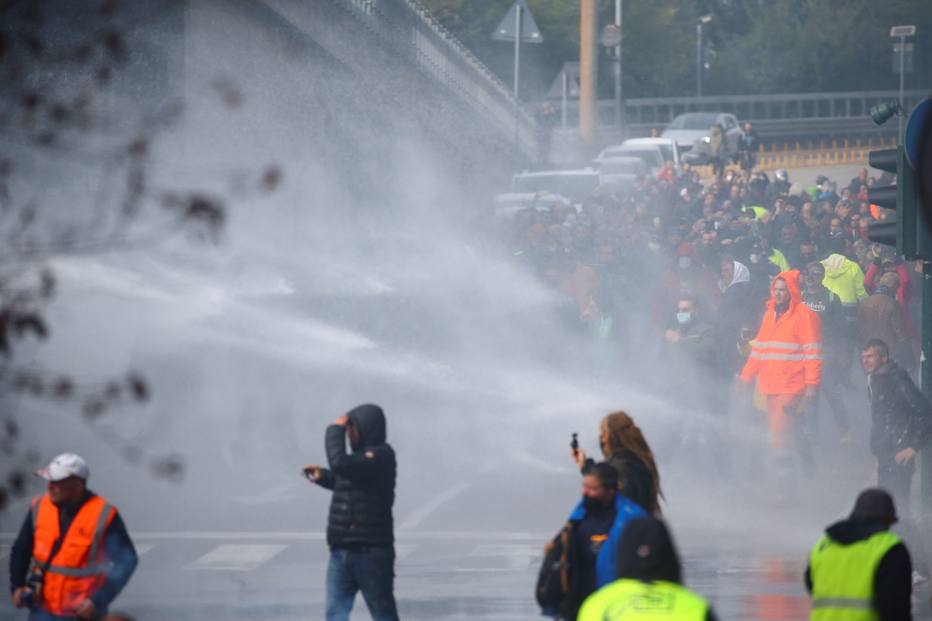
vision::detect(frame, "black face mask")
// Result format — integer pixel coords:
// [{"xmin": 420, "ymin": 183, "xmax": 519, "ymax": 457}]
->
[
  {"xmin": 800, "ymin": 253, "xmax": 815, "ymax": 263},
  {"xmin": 583, "ymin": 496, "xmax": 611, "ymax": 512}
]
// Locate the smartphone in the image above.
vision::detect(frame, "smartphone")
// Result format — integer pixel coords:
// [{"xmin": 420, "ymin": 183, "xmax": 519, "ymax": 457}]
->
[{"xmin": 570, "ymin": 432, "xmax": 579, "ymax": 454}]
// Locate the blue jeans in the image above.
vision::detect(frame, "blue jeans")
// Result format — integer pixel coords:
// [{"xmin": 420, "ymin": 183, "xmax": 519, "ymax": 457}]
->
[{"xmin": 326, "ymin": 546, "xmax": 399, "ymax": 621}]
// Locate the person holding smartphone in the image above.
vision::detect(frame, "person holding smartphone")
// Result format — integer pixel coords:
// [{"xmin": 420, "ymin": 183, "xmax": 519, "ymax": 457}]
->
[{"xmin": 304, "ymin": 404, "xmax": 398, "ymax": 621}]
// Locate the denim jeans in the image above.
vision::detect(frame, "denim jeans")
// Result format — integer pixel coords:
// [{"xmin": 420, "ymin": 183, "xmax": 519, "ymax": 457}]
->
[{"xmin": 326, "ymin": 546, "xmax": 399, "ymax": 621}]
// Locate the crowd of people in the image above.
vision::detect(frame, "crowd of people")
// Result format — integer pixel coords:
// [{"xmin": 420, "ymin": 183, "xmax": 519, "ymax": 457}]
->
[
  {"xmin": 499, "ymin": 162, "xmax": 919, "ymax": 458},
  {"xmin": 493, "ymin": 160, "xmax": 932, "ymax": 619}
]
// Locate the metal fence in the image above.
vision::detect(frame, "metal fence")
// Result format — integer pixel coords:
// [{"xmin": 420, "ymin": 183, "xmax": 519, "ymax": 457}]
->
[
  {"xmin": 335, "ymin": 0, "xmax": 537, "ymax": 158},
  {"xmin": 552, "ymin": 90, "xmax": 927, "ymax": 141},
  {"xmin": 621, "ymin": 89, "xmax": 929, "ymax": 126}
]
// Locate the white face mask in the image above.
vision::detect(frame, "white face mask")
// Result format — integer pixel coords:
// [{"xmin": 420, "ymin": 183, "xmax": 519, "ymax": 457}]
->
[
  {"xmin": 676, "ymin": 311, "xmax": 691, "ymax": 325},
  {"xmin": 749, "ymin": 253, "xmax": 761, "ymax": 264}
]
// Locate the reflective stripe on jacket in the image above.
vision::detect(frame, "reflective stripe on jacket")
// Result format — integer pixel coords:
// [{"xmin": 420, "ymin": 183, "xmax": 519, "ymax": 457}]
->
[
  {"xmin": 740, "ymin": 270, "xmax": 822, "ymax": 394},
  {"xmin": 808, "ymin": 531, "xmax": 900, "ymax": 621},
  {"xmin": 578, "ymin": 579, "xmax": 708, "ymax": 621},
  {"xmin": 31, "ymin": 493, "xmax": 116, "ymax": 617}
]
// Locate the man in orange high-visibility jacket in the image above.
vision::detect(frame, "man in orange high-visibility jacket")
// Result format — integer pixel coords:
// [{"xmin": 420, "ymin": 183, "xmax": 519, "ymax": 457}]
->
[
  {"xmin": 9, "ymin": 453, "xmax": 138, "ymax": 620},
  {"xmin": 740, "ymin": 271, "xmax": 822, "ymax": 474}
]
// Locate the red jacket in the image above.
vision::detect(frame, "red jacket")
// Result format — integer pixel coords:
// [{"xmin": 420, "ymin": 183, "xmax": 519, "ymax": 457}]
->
[{"xmin": 740, "ymin": 270, "xmax": 822, "ymax": 395}]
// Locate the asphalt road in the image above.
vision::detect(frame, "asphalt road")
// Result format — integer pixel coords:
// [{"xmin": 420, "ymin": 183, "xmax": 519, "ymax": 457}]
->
[{"xmin": 0, "ymin": 162, "xmax": 921, "ymax": 620}]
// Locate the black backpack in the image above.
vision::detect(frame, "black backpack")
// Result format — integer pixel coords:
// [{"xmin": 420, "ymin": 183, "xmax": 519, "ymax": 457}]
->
[{"xmin": 536, "ymin": 522, "xmax": 577, "ymax": 617}]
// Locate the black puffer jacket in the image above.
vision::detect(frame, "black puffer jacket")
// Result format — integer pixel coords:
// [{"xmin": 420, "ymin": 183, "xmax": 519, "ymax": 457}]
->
[
  {"xmin": 315, "ymin": 404, "xmax": 396, "ymax": 548},
  {"xmin": 867, "ymin": 362, "xmax": 932, "ymax": 464}
]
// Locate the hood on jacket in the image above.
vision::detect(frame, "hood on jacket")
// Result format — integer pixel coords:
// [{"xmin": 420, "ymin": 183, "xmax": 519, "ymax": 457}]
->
[
  {"xmin": 616, "ymin": 516, "xmax": 682, "ymax": 584},
  {"xmin": 347, "ymin": 403, "xmax": 387, "ymax": 450},
  {"xmin": 722, "ymin": 260, "xmax": 751, "ymax": 292},
  {"xmin": 767, "ymin": 269, "xmax": 802, "ymax": 312},
  {"xmin": 824, "ymin": 519, "xmax": 890, "ymax": 545},
  {"xmin": 821, "ymin": 253, "xmax": 854, "ymax": 278}
]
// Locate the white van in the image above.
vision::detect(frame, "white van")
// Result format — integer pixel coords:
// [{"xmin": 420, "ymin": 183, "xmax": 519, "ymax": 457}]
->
[{"xmin": 621, "ymin": 137, "xmax": 682, "ymax": 170}]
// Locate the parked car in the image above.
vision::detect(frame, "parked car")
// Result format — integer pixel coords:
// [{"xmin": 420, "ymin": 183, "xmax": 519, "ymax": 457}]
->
[
  {"xmin": 511, "ymin": 169, "xmax": 601, "ymax": 204},
  {"xmin": 596, "ymin": 156, "xmax": 650, "ymax": 186},
  {"xmin": 492, "ymin": 192, "xmax": 571, "ymax": 220},
  {"xmin": 622, "ymin": 137, "xmax": 683, "ymax": 170},
  {"xmin": 661, "ymin": 112, "xmax": 744, "ymax": 155},
  {"xmin": 595, "ymin": 144, "xmax": 665, "ymax": 176}
]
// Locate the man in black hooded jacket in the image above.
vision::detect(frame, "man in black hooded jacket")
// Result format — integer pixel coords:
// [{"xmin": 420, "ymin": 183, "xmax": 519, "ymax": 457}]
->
[
  {"xmin": 805, "ymin": 488, "xmax": 911, "ymax": 621},
  {"xmin": 305, "ymin": 404, "xmax": 398, "ymax": 621}
]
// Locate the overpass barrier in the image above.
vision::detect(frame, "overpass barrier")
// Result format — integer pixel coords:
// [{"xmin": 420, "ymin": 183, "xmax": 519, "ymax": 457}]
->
[{"xmin": 338, "ymin": 0, "xmax": 537, "ymax": 158}]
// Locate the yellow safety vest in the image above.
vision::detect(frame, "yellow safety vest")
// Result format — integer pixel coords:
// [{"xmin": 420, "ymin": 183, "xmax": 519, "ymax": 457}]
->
[
  {"xmin": 808, "ymin": 531, "xmax": 900, "ymax": 621},
  {"xmin": 578, "ymin": 579, "xmax": 708, "ymax": 621}
]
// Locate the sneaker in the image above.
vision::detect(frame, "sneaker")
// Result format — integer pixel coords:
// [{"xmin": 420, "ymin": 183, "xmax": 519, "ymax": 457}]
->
[{"xmin": 912, "ymin": 570, "xmax": 929, "ymax": 586}]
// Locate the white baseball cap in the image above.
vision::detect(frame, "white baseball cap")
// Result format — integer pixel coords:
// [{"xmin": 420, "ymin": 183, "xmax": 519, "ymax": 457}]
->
[{"xmin": 35, "ymin": 453, "xmax": 89, "ymax": 482}]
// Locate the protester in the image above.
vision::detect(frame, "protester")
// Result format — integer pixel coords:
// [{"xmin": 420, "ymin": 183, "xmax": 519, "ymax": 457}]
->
[
  {"xmin": 539, "ymin": 462, "xmax": 647, "ymax": 619},
  {"xmin": 805, "ymin": 488, "xmax": 911, "ymax": 621},
  {"xmin": 305, "ymin": 404, "xmax": 399, "ymax": 621},
  {"xmin": 573, "ymin": 411, "xmax": 663, "ymax": 516},
  {"xmin": 577, "ymin": 516, "xmax": 718, "ymax": 621},
  {"xmin": 859, "ymin": 272, "xmax": 912, "ymax": 368},
  {"xmin": 740, "ymin": 271, "xmax": 822, "ymax": 488},
  {"xmin": 801, "ymin": 261, "xmax": 850, "ymax": 441},
  {"xmin": 9, "ymin": 453, "xmax": 138, "ymax": 620}
]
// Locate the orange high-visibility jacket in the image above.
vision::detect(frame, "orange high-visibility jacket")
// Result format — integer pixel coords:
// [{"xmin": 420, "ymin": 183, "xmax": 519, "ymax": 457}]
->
[
  {"xmin": 739, "ymin": 270, "xmax": 822, "ymax": 395},
  {"xmin": 30, "ymin": 493, "xmax": 116, "ymax": 617}
]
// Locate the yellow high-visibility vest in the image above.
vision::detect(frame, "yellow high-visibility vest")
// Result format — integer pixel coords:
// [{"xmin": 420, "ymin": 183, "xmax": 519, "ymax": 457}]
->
[
  {"xmin": 808, "ymin": 530, "xmax": 900, "ymax": 621},
  {"xmin": 578, "ymin": 579, "xmax": 708, "ymax": 621}
]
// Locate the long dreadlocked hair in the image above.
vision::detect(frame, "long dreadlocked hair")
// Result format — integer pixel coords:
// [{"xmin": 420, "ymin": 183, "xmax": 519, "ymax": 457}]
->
[{"xmin": 601, "ymin": 410, "xmax": 663, "ymax": 515}]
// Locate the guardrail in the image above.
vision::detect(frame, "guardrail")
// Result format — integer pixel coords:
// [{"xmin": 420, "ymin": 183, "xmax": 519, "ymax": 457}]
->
[
  {"xmin": 337, "ymin": 0, "xmax": 537, "ymax": 158},
  {"xmin": 550, "ymin": 90, "xmax": 927, "ymax": 144}
]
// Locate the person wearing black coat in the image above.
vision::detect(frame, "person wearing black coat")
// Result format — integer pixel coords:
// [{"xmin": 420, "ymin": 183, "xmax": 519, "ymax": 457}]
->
[
  {"xmin": 305, "ymin": 404, "xmax": 399, "ymax": 621},
  {"xmin": 862, "ymin": 340, "xmax": 932, "ymax": 578}
]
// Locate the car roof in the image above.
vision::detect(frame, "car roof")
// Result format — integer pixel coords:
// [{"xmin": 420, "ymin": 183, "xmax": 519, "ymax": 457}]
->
[
  {"xmin": 514, "ymin": 168, "xmax": 598, "ymax": 178},
  {"xmin": 623, "ymin": 138, "xmax": 675, "ymax": 146}
]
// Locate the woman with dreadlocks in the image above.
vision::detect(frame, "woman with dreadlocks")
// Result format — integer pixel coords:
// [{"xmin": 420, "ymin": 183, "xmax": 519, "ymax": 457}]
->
[{"xmin": 572, "ymin": 410, "xmax": 663, "ymax": 516}]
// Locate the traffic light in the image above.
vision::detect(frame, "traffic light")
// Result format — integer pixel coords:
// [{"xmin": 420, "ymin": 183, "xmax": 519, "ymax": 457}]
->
[{"xmin": 866, "ymin": 146, "xmax": 926, "ymax": 258}]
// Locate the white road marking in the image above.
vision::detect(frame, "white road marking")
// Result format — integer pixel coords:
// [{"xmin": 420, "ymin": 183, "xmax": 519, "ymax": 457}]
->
[
  {"xmin": 398, "ymin": 482, "xmax": 471, "ymax": 531},
  {"xmin": 187, "ymin": 544, "xmax": 287, "ymax": 571},
  {"xmin": 135, "ymin": 543, "xmax": 155, "ymax": 555},
  {"xmin": 468, "ymin": 544, "xmax": 541, "ymax": 570}
]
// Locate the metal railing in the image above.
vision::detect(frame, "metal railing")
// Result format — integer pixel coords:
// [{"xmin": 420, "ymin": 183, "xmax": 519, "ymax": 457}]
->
[
  {"xmin": 335, "ymin": 0, "xmax": 537, "ymax": 157},
  {"xmin": 551, "ymin": 90, "xmax": 927, "ymax": 138},
  {"xmin": 621, "ymin": 89, "xmax": 928, "ymax": 125}
]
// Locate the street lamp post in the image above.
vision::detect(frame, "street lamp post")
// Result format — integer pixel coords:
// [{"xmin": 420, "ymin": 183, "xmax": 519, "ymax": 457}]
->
[
  {"xmin": 614, "ymin": 0, "xmax": 623, "ymax": 131},
  {"xmin": 696, "ymin": 15, "xmax": 712, "ymax": 98},
  {"xmin": 890, "ymin": 25, "xmax": 916, "ymax": 144}
]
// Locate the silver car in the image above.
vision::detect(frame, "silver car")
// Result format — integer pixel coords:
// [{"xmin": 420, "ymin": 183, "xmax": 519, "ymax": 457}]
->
[{"xmin": 661, "ymin": 112, "xmax": 744, "ymax": 154}]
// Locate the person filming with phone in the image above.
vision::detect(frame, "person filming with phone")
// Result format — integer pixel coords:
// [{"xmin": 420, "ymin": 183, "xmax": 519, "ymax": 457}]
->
[{"xmin": 304, "ymin": 404, "xmax": 398, "ymax": 621}]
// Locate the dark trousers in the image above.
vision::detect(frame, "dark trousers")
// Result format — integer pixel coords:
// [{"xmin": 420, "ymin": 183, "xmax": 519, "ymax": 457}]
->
[
  {"xmin": 326, "ymin": 546, "xmax": 399, "ymax": 621},
  {"xmin": 879, "ymin": 461, "xmax": 928, "ymax": 573}
]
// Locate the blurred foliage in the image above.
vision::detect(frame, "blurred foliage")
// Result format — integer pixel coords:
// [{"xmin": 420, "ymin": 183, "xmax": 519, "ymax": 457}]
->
[
  {"xmin": 0, "ymin": 0, "xmax": 282, "ymax": 508},
  {"xmin": 421, "ymin": 0, "xmax": 932, "ymax": 98}
]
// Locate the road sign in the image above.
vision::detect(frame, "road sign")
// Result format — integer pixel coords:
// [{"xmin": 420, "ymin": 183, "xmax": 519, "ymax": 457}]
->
[
  {"xmin": 890, "ymin": 25, "xmax": 916, "ymax": 37},
  {"xmin": 492, "ymin": 0, "xmax": 543, "ymax": 43},
  {"xmin": 892, "ymin": 42, "xmax": 914, "ymax": 73},
  {"xmin": 906, "ymin": 98, "xmax": 932, "ymax": 170}
]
